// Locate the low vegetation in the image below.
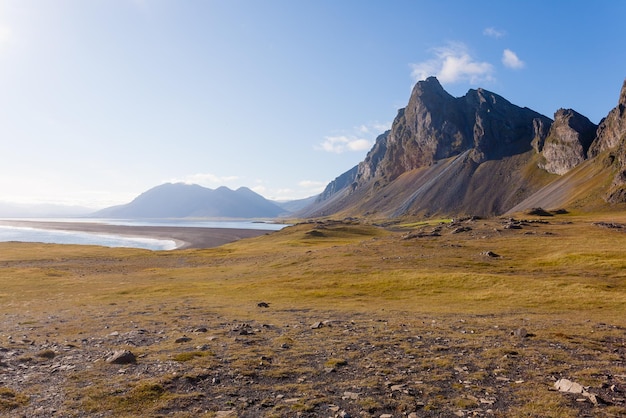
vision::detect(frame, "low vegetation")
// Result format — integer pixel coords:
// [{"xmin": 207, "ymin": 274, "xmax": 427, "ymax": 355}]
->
[{"xmin": 1, "ymin": 213, "xmax": 625, "ymax": 416}]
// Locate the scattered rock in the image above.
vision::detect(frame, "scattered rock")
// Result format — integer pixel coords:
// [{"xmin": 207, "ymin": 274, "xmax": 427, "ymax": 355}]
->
[
  {"xmin": 554, "ymin": 378, "xmax": 605, "ymax": 405},
  {"xmin": 284, "ymin": 398, "xmax": 300, "ymax": 403},
  {"xmin": 526, "ymin": 207, "xmax": 554, "ymax": 216},
  {"xmin": 390, "ymin": 383, "xmax": 406, "ymax": 391},
  {"xmin": 175, "ymin": 336, "xmax": 192, "ymax": 343},
  {"xmin": 512, "ymin": 327, "xmax": 528, "ymax": 338},
  {"xmin": 342, "ymin": 391, "xmax": 360, "ymax": 400},
  {"xmin": 105, "ymin": 350, "xmax": 136, "ymax": 365},
  {"xmin": 482, "ymin": 250, "xmax": 501, "ymax": 258},
  {"xmin": 328, "ymin": 404, "xmax": 340, "ymax": 413},
  {"xmin": 310, "ymin": 321, "xmax": 324, "ymax": 329},
  {"xmin": 594, "ymin": 221, "xmax": 625, "ymax": 230},
  {"xmin": 257, "ymin": 302, "xmax": 270, "ymax": 308},
  {"xmin": 555, "ymin": 378, "xmax": 584, "ymax": 394},
  {"xmin": 214, "ymin": 410, "xmax": 236, "ymax": 418}
]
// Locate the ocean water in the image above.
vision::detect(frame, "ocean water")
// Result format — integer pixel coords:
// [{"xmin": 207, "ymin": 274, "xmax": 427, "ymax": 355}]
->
[
  {"xmin": 0, "ymin": 219, "xmax": 287, "ymax": 251},
  {"xmin": 95, "ymin": 218, "xmax": 287, "ymax": 231},
  {"xmin": 0, "ymin": 225, "xmax": 178, "ymax": 250}
]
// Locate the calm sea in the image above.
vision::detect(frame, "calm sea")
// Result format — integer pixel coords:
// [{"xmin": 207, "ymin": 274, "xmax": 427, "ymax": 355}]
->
[{"xmin": 0, "ymin": 218, "xmax": 286, "ymax": 251}]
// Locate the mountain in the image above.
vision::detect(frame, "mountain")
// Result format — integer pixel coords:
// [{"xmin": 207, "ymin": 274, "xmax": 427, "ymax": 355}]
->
[
  {"xmin": 302, "ymin": 77, "xmax": 626, "ymax": 218},
  {"xmin": 274, "ymin": 195, "xmax": 318, "ymax": 214},
  {"xmin": 93, "ymin": 183, "xmax": 286, "ymax": 218},
  {"xmin": 509, "ymin": 79, "xmax": 626, "ymax": 211}
]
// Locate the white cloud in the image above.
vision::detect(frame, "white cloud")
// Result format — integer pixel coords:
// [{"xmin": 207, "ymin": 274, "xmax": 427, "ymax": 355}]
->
[
  {"xmin": 250, "ymin": 185, "xmax": 267, "ymax": 195},
  {"xmin": 502, "ymin": 49, "xmax": 525, "ymax": 69},
  {"xmin": 263, "ymin": 182, "xmax": 325, "ymax": 201},
  {"xmin": 298, "ymin": 180, "xmax": 327, "ymax": 188},
  {"xmin": 168, "ymin": 173, "xmax": 241, "ymax": 187},
  {"xmin": 317, "ymin": 135, "xmax": 374, "ymax": 154},
  {"xmin": 0, "ymin": 24, "xmax": 12, "ymax": 47},
  {"xmin": 483, "ymin": 27, "xmax": 506, "ymax": 38},
  {"xmin": 316, "ymin": 121, "xmax": 388, "ymax": 154},
  {"xmin": 410, "ymin": 42, "xmax": 494, "ymax": 84},
  {"xmin": 358, "ymin": 122, "xmax": 392, "ymax": 135}
]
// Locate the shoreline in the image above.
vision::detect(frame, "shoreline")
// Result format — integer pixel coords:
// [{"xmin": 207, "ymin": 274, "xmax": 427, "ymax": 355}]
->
[{"xmin": 0, "ymin": 220, "xmax": 272, "ymax": 249}]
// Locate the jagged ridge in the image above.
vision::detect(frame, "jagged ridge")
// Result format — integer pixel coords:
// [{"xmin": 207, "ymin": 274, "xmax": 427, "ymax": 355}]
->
[{"xmin": 304, "ymin": 77, "xmax": 626, "ymax": 218}]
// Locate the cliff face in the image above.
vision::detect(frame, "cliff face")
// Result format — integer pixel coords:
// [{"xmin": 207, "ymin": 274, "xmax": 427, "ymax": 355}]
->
[
  {"xmin": 316, "ymin": 165, "xmax": 359, "ymax": 203},
  {"xmin": 589, "ymin": 80, "xmax": 626, "ymax": 202},
  {"xmin": 538, "ymin": 109, "xmax": 597, "ymax": 175},
  {"xmin": 590, "ymin": 80, "xmax": 626, "ymax": 156},
  {"xmin": 355, "ymin": 77, "xmax": 552, "ymax": 189}
]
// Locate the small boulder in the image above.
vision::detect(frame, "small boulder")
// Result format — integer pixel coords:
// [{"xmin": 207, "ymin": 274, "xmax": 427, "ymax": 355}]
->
[
  {"xmin": 555, "ymin": 378, "xmax": 584, "ymax": 394},
  {"xmin": 512, "ymin": 328, "xmax": 528, "ymax": 338},
  {"xmin": 482, "ymin": 250, "xmax": 501, "ymax": 258},
  {"xmin": 106, "ymin": 350, "xmax": 136, "ymax": 365},
  {"xmin": 526, "ymin": 207, "xmax": 553, "ymax": 216}
]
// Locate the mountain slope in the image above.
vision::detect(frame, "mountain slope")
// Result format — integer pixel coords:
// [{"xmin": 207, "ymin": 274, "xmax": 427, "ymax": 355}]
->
[
  {"xmin": 93, "ymin": 183, "xmax": 286, "ymax": 218},
  {"xmin": 302, "ymin": 77, "xmax": 626, "ymax": 218},
  {"xmin": 510, "ymin": 79, "xmax": 626, "ymax": 212},
  {"xmin": 303, "ymin": 77, "xmax": 555, "ymax": 218}
]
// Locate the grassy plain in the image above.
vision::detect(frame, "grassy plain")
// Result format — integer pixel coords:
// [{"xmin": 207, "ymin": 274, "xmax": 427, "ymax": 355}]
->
[{"xmin": 1, "ymin": 213, "xmax": 626, "ymax": 417}]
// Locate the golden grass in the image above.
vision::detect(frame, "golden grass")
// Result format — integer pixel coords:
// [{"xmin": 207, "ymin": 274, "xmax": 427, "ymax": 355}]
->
[
  {"xmin": 0, "ymin": 387, "xmax": 29, "ymax": 411},
  {"xmin": 2, "ymin": 213, "xmax": 626, "ymax": 416}
]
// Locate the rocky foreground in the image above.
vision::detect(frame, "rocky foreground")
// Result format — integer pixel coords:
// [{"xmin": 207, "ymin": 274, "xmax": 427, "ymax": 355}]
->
[
  {"xmin": 2, "ymin": 307, "xmax": 625, "ymax": 417},
  {"xmin": 1, "ymin": 215, "xmax": 626, "ymax": 417}
]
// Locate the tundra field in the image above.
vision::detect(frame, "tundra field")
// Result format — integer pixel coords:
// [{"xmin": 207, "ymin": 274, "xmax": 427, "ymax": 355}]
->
[{"xmin": 1, "ymin": 212, "xmax": 626, "ymax": 417}]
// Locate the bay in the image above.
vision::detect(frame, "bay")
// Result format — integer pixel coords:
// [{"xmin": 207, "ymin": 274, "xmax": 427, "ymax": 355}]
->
[{"xmin": 0, "ymin": 218, "xmax": 287, "ymax": 250}]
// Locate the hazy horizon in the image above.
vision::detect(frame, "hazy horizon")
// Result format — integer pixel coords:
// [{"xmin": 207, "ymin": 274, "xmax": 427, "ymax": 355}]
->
[{"xmin": 1, "ymin": 1, "xmax": 624, "ymax": 208}]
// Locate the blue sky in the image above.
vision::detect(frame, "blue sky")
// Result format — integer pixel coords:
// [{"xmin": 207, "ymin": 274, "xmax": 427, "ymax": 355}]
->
[{"xmin": 0, "ymin": 1, "xmax": 624, "ymax": 208}]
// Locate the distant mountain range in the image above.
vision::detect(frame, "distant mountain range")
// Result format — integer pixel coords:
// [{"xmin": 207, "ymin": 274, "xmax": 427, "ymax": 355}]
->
[
  {"xmin": 301, "ymin": 76, "xmax": 626, "ymax": 218},
  {"xmin": 93, "ymin": 183, "xmax": 288, "ymax": 219}
]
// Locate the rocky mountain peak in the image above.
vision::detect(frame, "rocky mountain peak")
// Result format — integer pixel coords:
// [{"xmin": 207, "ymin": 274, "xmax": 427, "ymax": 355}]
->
[
  {"xmin": 303, "ymin": 78, "xmax": 626, "ymax": 219},
  {"xmin": 412, "ymin": 76, "xmax": 449, "ymax": 96},
  {"xmin": 355, "ymin": 77, "xmax": 551, "ymax": 188},
  {"xmin": 537, "ymin": 108, "xmax": 597, "ymax": 175}
]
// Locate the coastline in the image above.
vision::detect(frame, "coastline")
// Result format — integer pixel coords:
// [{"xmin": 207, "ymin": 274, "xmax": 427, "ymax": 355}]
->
[{"xmin": 0, "ymin": 220, "xmax": 272, "ymax": 249}]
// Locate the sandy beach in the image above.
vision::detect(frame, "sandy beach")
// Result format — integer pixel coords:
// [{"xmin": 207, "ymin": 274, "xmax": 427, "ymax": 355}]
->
[{"xmin": 0, "ymin": 220, "xmax": 272, "ymax": 249}]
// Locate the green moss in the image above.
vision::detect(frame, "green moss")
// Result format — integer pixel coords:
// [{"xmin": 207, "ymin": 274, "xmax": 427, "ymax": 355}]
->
[
  {"xmin": 172, "ymin": 351, "xmax": 209, "ymax": 362},
  {"xmin": 324, "ymin": 358, "xmax": 347, "ymax": 368}
]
